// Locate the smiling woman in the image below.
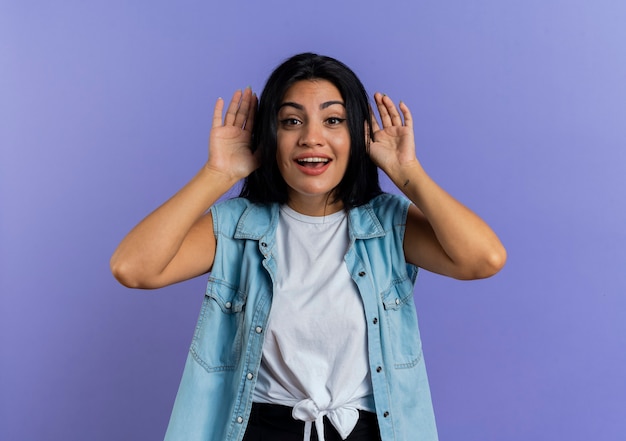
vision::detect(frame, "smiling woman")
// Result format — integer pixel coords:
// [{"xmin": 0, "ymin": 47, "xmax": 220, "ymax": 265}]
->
[
  {"xmin": 275, "ymin": 80, "xmax": 351, "ymax": 215},
  {"xmin": 240, "ymin": 53, "xmax": 382, "ymax": 214},
  {"xmin": 110, "ymin": 52, "xmax": 506, "ymax": 441}
]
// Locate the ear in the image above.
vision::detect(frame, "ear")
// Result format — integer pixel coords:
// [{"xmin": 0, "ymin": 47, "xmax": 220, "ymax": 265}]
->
[{"xmin": 366, "ymin": 105, "xmax": 380, "ymax": 144}]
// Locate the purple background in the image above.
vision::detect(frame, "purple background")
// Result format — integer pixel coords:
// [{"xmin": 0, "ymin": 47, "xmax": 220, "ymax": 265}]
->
[{"xmin": 2, "ymin": 1, "xmax": 625, "ymax": 440}]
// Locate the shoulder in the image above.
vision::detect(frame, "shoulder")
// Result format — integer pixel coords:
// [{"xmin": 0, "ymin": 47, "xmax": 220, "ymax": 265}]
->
[
  {"xmin": 211, "ymin": 198, "xmax": 276, "ymax": 237},
  {"xmin": 211, "ymin": 198, "xmax": 250, "ymax": 232},
  {"xmin": 212, "ymin": 197, "xmax": 251, "ymax": 216},
  {"xmin": 362, "ymin": 193, "xmax": 411, "ymax": 226},
  {"xmin": 347, "ymin": 193, "xmax": 411, "ymax": 240}
]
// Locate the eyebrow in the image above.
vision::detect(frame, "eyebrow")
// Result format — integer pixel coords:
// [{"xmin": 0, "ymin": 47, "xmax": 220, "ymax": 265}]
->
[{"xmin": 279, "ymin": 100, "xmax": 345, "ymax": 111}]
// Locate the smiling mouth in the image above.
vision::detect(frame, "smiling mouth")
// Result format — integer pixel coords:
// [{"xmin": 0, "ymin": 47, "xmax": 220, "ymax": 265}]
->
[{"xmin": 296, "ymin": 157, "xmax": 330, "ymax": 167}]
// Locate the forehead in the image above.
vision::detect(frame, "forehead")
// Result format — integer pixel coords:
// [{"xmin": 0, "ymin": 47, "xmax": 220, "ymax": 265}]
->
[{"xmin": 281, "ymin": 79, "xmax": 343, "ymax": 104}]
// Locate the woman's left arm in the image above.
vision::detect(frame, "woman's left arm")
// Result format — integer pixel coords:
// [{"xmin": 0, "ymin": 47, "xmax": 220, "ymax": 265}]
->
[{"xmin": 370, "ymin": 93, "xmax": 506, "ymax": 280}]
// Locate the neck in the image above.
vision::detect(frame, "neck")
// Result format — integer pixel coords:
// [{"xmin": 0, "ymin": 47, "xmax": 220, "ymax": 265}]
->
[{"xmin": 286, "ymin": 193, "xmax": 344, "ymax": 217}]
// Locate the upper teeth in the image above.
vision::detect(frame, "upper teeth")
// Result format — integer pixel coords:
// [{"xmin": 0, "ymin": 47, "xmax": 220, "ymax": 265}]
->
[{"xmin": 298, "ymin": 157, "xmax": 329, "ymax": 163}]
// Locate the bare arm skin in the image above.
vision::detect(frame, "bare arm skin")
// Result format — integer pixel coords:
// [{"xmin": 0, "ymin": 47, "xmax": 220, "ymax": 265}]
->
[
  {"xmin": 110, "ymin": 88, "xmax": 259, "ymax": 289},
  {"xmin": 370, "ymin": 93, "xmax": 507, "ymax": 280}
]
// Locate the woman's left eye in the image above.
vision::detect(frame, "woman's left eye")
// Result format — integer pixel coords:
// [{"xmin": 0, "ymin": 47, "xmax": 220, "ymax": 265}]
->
[{"xmin": 326, "ymin": 117, "xmax": 346, "ymax": 125}]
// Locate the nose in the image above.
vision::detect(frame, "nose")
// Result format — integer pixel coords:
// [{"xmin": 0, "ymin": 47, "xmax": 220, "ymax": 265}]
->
[{"xmin": 298, "ymin": 122, "xmax": 324, "ymax": 147}]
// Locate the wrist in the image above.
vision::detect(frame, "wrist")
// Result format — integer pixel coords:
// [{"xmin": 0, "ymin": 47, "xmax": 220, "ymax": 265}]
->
[
  {"xmin": 385, "ymin": 159, "xmax": 425, "ymax": 189},
  {"xmin": 202, "ymin": 162, "xmax": 247, "ymax": 187}
]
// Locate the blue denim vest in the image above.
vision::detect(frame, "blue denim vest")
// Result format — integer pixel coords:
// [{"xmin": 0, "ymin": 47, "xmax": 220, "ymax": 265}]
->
[{"xmin": 164, "ymin": 194, "xmax": 438, "ymax": 441}]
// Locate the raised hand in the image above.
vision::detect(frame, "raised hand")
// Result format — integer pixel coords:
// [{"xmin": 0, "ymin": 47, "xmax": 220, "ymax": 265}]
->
[
  {"xmin": 207, "ymin": 87, "xmax": 260, "ymax": 181},
  {"xmin": 111, "ymin": 88, "xmax": 261, "ymax": 289},
  {"xmin": 368, "ymin": 93, "xmax": 506, "ymax": 280},
  {"xmin": 369, "ymin": 92, "xmax": 419, "ymax": 181}
]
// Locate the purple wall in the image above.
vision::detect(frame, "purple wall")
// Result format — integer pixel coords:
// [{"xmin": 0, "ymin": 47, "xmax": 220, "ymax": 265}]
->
[{"xmin": 2, "ymin": 1, "xmax": 625, "ymax": 439}]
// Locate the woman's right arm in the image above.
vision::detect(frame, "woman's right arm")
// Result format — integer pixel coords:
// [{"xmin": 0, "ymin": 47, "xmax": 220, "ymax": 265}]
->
[{"xmin": 110, "ymin": 88, "xmax": 259, "ymax": 289}]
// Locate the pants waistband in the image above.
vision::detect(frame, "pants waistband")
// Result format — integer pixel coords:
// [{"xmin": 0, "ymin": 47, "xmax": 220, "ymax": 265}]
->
[{"xmin": 244, "ymin": 402, "xmax": 380, "ymax": 441}]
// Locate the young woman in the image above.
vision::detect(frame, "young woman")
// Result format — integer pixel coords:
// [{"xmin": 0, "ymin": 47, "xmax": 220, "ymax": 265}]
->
[{"xmin": 111, "ymin": 53, "xmax": 506, "ymax": 441}]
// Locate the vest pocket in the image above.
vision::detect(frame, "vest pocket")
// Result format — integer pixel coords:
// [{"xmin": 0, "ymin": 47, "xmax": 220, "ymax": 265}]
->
[
  {"xmin": 381, "ymin": 278, "xmax": 423, "ymax": 369},
  {"xmin": 189, "ymin": 277, "xmax": 246, "ymax": 372}
]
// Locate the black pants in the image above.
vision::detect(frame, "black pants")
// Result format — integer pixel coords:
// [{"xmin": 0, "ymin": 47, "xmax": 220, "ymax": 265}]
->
[{"xmin": 242, "ymin": 403, "xmax": 382, "ymax": 441}]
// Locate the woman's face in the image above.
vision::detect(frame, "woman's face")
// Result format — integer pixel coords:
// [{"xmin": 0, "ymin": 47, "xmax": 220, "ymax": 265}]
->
[{"xmin": 276, "ymin": 79, "xmax": 350, "ymax": 215}]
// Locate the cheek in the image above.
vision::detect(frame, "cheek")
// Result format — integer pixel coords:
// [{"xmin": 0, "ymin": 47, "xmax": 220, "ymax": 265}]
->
[{"xmin": 334, "ymin": 133, "xmax": 352, "ymax": 160}]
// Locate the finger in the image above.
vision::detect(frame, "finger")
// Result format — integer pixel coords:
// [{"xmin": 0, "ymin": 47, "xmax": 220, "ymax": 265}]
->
[
  {"xmin": 374, "ymin": 92, "xmax": 392, "ymax": 128},
  {"xmin": 212, "ymin": 97, "xmax": 225, "ymax": 128},
  {"xmin": 368, "ymin": 103, "xmax": 381, "ymax": 132},
  {"xmin": 382, "ymin": 94, "xmax": 404, "ymax": 127},
  {"xmin": 223, "ymin": 89, "xmax": 242, "ymax": 126},
  {"xmin": 244, "ymin": 92, "xmax": 258, "ymax": 132},
  {"xmin": 234, "ymin": 87, "xmax": 252, "ymax": 128},
  {"xmin": 399, "ymin": 101, "xmax": 413, "ymax": 129}
]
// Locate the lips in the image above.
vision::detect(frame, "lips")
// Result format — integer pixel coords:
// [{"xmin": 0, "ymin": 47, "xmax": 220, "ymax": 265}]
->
[{"xmin": 294, "ymin": 156, "xmax": 332, "ymax": 176}]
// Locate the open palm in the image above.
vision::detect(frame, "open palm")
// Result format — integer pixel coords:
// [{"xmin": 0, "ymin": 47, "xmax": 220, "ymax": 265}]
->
[
  {"xmin": 369, "ymin": 92, "xmax": 419, "ymax": 175},
  {"xmin": 207, "ymin": 88, "xmax": 260, "ymax": 181}
]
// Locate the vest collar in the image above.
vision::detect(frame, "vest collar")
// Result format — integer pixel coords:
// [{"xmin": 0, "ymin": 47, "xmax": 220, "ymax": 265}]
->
[
  {"xmin": 347, "ymin": 201, "xmax": 386, "ymax": 240},
  {"xmin": 234, "ymin": 202, "xmax": 279, "ymax": 240},
  {"xmin": 233, "ymin": 198, "xmax": 386, "ymax": 241}
]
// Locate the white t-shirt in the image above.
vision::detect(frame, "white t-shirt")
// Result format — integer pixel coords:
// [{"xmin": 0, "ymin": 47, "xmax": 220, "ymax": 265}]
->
[{"xmin": 253, "ymin": 205, "xmax": 374, "ymax": 440}]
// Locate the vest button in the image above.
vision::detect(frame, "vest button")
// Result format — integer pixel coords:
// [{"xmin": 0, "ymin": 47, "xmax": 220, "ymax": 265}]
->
[
  {"xmin": 246, "ymin": 372, "xmax": 254, "ymax": 380},
  {"xmin": 383, "ymin": 411, "xmax": 389, "ymax": 418},
  {"xmin": 376, "ymin": 366, "xmax": 382, "ymax": 373},
  {"xmin": 358, "ymin": 271, "xmax": 366, "ymax": 277},
  {"xmin": 255, "ymin": 326, "xmax": 263, "ymax": 334},
  {"xmin": 373, "ymin": 317, "xmax": 378, "ymax": 324},
  {"xmin": 225, "ymin": 302, "xmax": 232, "ymax": 309},
  {"xmin": 237, "ymin": 416, "xmax": 244, "ymax": 423}
]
